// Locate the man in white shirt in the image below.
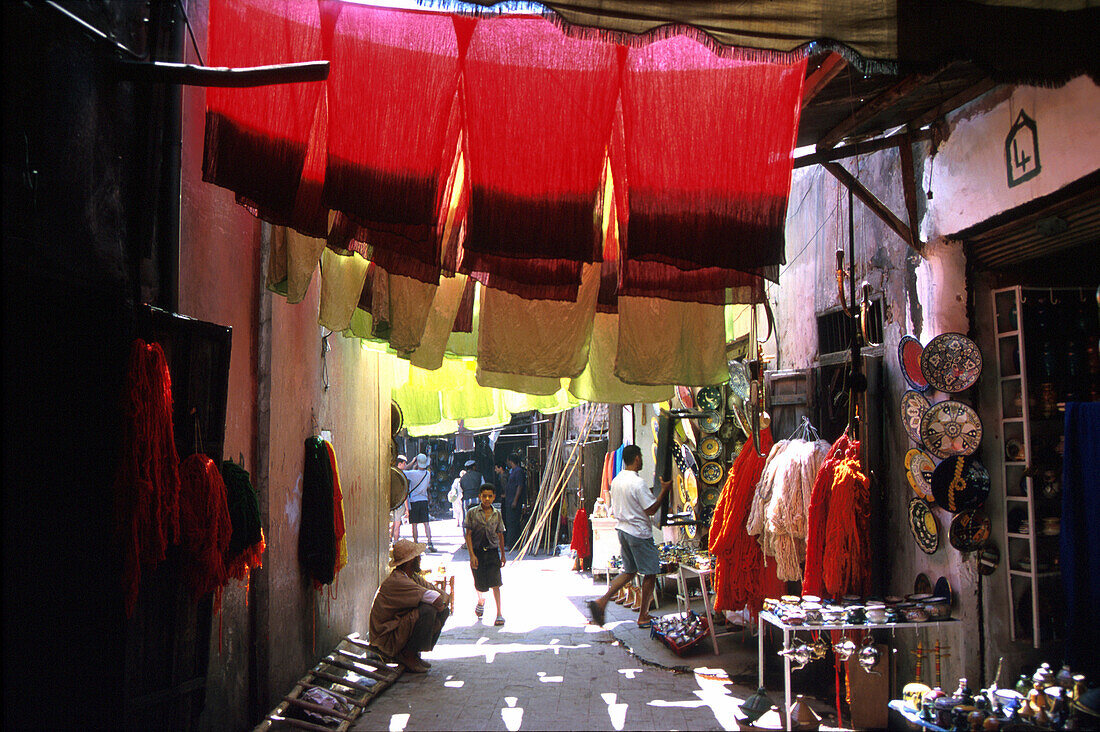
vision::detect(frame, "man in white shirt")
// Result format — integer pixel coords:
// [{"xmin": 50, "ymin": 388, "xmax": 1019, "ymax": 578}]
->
[
  {"xmin": 404, "ymin": 454, "xmax": 435, "ymax": 552},
  {"xmin": 587, "ymin": 444, "xmax": 671, "ymax": 628}
]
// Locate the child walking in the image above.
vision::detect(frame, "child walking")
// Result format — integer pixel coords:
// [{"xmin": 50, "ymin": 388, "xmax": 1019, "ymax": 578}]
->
[{"xmin": 464, "ymin": 484, "xmax": 506, "ymax": 626}]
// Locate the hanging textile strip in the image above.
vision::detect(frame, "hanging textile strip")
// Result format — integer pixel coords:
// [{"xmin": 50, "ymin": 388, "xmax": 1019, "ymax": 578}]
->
[
  {"xmin": 178, "ymin": 454, "xmax": 233, "ymax": 611},
  {"xmin": 115, "ymin": 339, "xmax": 181, "ymax": 618},
  {"xmin": 324, "ymin": 441, "xmax": 348, "ymax": 577},
  {"xmin": 801, "ymin": 434, "xmax": 850, "ymax": 598},
  {"xmin": 570, "ymin": 507, "xmax": 591, "ymax": 559},
  {"xmin": 204, "ymin": 0, "xmax": 327, "ymax": 235},
  {"xmin": 459, "ymin": 15, "xmax": 620, "ymax": 299},
  {"xmin": 301, "ymin": 436, "xmax": 337, "ymax": 588},
  {"xmin": 322, "ymin": 5, "xmax": 467, "ymax": 278},
  {"xmin": 221, "ymin": 460, "xmax": 265, "ymax": 584},
  {"xmin": 617, "ymin": 37, "xmax": 806, "ymax": 278},
  {"xmin": 822, "ymin": 443, "xmax": 871, "ymax": 598}
]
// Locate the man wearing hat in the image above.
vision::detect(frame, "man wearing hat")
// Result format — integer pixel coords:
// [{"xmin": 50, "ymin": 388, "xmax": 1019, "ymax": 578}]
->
[
  {"xmin": 403, "ymin": 454, "xmax": 435, "ymax": 552},
  {"xmin": 368, "ymin": 539, "xmax": 451, "ymax": 673},
  {"xmin": 459, "ymin": 458, "xmax": 483, "ymax": 513},
  {"xmin": 390, "ymin": 455, "xmax": 408, "ymax": 542}
]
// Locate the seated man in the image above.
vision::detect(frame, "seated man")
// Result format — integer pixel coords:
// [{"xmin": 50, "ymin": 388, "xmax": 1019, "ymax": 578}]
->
[{"xmin": 368, "ymin": 539, "xmax": 451, "ymax": 673}]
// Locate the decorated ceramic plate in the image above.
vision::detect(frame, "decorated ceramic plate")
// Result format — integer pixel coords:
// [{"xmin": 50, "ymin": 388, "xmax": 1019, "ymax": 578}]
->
[
  {"xmin": 898, "ymin": 335, "xmax": 929, "ymax": 391},
  {"xmin": 949, "ymin": 510, "xmax": 991, "ymax": 552},
  {"xmin": 684, "ymin": 469, "xmax": 699, "ymax": 503},
  {"xmin": 914, "ymin": 573, "xmax": 932, "ymax": 596},
  {"xmin": 389, "ymin": 467, "xmax": 409, "ymax": 511},
  {"xmin": 921, "ymin": 332, "xmax": 983, "ymax": 393},
  {"xmin": 728, "ymin": 398, "xmax": 750, "ymax": 437},
  {"xmin": 978, "ymin": 543, "xmax": 1000, "ymax": 576},
  {"xmin": 700, "ymin": 410, "xmax": 722, "ymax": 433},
  {"xmin": 701, "ymin": 487, "xmax": 720, "ymax": 506},
  {"xmin": 684, "ymin": 503, "xmax": 698, "ymax": 539},
  {"xmin": 677, "ymin": 385, "xmax": 695, "ymax": 409},
  {"xmin": 700, "ymin": 436, "xmax": 722, "ymax": 460},
  {"xmin": 700, "ymin": 461, "xmax": 724, "ymax": 485},
  {"xmin": 904, "ymin": 448, "xmax": 937, "ymax": 502},
  {"xmin": 697, "ymin": 386, "xmax": 723, "ymax": 411},
  {"xmin": 919, "ymin": 400, "xmax": 983, "ymax": 459},
  {"xmin": 908, "ymin": 498, "xmax": 940, "ymax": 554},
  {"xmin": 931, "ymin": 455, "xmax": 991, "ymax": 513},
  {"xmin": 728, "ymin": 360, "xmax": 751, "ymax": 400},
  {"xmin": 901, "ymin": 390, "xmax": 931, "ymax": 445}
]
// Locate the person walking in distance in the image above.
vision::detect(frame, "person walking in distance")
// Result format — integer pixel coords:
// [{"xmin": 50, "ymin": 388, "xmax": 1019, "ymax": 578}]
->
[
  {"xmin": 503, "ymin": 453, "xmax": 526, "ymax": 549},
  {"xmin": 404, "ymin": 454, "xmax": 435, "ymax": 553},
  {"xmin": 465, "ymin": 483, "xmax": 507, "ymax": 626},
  {"xmin": 586, "ymin": 444, "xmax": 671, "ymax": 629},
  {"xmin": 391, "ymin": 455, "xmax": 408, "ymax": 542},
  {"xmin": 459, "ymin": 459, "xmax": 483, "ymax": 514}
]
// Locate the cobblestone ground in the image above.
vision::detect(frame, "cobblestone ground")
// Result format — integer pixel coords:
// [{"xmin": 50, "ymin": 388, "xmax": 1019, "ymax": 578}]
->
[{"xmin": 352, "ymin": 519, "xmax": 758, "ymax": 731}]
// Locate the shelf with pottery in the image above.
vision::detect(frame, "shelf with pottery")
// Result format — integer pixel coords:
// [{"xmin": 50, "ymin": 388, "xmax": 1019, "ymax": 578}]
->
[{"xmin": 757, "ymin": 611, "xmax": 956, "ymax": 731}]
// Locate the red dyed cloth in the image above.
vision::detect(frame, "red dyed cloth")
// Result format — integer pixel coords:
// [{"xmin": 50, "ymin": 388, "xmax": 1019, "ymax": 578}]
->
[
  {"xmin": 178, "ymin": 454, "xmax": 232, "ymax": 610},
  {"xmin": 570, "ymin": 507, "xmax": 591, "ymax": 559}
]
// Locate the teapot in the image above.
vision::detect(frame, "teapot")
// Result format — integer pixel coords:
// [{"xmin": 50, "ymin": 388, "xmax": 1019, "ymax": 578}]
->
[
  {"xmin": 858, "ymin": 637, "xmax": 881, "ymax": 674},
  {"xmin": 779, "ymin": 640, "xmax": 812, "ymax": 669},
  {"xmin": 833, "ymin": 638, "xmax": 857, "ymax": 661}
]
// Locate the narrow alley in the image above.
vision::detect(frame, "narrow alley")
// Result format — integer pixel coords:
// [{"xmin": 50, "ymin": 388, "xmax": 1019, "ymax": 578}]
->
[{"xmin": 356, "ymin": 520, "xmax": 761, "ymax": 732}]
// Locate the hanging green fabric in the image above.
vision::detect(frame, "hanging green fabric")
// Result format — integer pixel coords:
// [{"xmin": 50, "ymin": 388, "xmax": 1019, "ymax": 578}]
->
[{"xmin": 569, "ymin": 312, "xmax": 674, "ymax": 403}]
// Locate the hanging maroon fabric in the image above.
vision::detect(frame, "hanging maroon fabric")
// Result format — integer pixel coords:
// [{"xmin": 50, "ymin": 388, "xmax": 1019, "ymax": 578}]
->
[
  {"xmin": 322, "ymin": 3, "xmax": 468, "ymax": 281},
  {"xmin": 204, "ymin": 0, "xmax": 327, "ymax": 235},
  {"xmin": 459, "ymin": 15, "xmax": 621, "ymax": 299},
  {"xmin": 618, "ymin": 37, "xmax": 806, "ymax": 281}
]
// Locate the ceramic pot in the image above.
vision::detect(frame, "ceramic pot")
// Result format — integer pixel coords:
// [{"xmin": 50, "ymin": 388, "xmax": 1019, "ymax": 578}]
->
[
  {"xmin": 904, "ymin": 683, "xmax": 932, "ymax": 711},
  {"xmin": 924, "ymin": 597, "xmax": 951, "ymax": 619},
  {"xmin": 789, "ymin": 695, "xmax": 821, "ymax": 731},
  {"xmin": 903, "ymin": 605, "xmax": 930, "ymax": 622},
  {"xmin": 844, "ymin": 606, "xmax": 866, "ymax": 624},
  {"xmin": 866, "ymin": 607, "xmax": 889, "ymax": 624}
]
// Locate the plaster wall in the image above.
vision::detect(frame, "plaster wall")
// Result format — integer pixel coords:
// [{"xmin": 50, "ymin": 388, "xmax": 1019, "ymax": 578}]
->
[{"xmin": 925, "ymin": 76, "xmax": 1100, "ymax": 240}]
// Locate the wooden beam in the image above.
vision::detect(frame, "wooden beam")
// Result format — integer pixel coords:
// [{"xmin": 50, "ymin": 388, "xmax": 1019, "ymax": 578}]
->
[
  {"xmin": 897, "ymin": 132, "xmax": 925, "ymax": 254},
  {"xmin": 802, "ymin": 52, "xmax": 847, "ymax": 107},
  {"xmin": 822, "ymin": 161, "xmax": 913, "ymax": 246},
  {"xmin": 115, "ymin": 59, "xmax": 329, "ymax": 87},
  {"xmin": 817, "ymin": 73, "xmax": 929, "ymax": 150},
  {"xmin": 907, "ymin": 78, "xmax": 998, "ymax": 132},
  {"xmin": 794, "ymin": 127, "xmax": 932, "ymax": 168}
]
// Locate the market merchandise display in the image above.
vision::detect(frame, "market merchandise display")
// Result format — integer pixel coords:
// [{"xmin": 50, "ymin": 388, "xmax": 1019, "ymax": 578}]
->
[
  {"xmin": 763, "ymin": 593, "xmax": 953, "ymax": 628},
  {"xmin": 651, "ymin": 611, "xmax": 710, "ymax": 656}
]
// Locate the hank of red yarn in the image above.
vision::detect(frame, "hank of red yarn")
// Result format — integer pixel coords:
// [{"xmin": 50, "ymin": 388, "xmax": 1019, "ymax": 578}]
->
[
  {"xmin": 570, "ymin": 507, "xmax": 591, "ymax": 559},
  {"xmin": 178, "ymin": 453, "xmax": 232, "ymax": 611},
  {"xmin": 115, "ymin": 339, "xmax": 180, "ymax": 617},
  {"xmin": 802, "ymin": 434, "xmax": 850, "ymax": 598}
]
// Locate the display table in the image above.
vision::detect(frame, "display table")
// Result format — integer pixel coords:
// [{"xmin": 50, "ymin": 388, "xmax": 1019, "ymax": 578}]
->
[
  {"xmin": 673, "ymin": 565, "xmax": 746, "ymax": 655},
  {"xmin": 591, "ymin": 517, "xmax": 619, "ymax": 581},
  {"xmin": 758, "ymin": 611, "xmax": 956, "ymax": 731}
]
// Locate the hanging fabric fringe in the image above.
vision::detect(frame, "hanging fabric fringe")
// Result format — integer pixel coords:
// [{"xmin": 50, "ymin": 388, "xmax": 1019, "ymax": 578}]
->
[
  {"xmin": 221, "ymin": 460, "xmax": 266, "ymax": 584},
  {"xmin": 178, "ymin": 453, "xmax": 233, "ymax": 611},
  {"xmin": 115, "ymin": 339, "xmax": 181, "ymax": 617},
  {"xmin": 709, "ymin": 428, "xmax": 773, "ymax": 617}
]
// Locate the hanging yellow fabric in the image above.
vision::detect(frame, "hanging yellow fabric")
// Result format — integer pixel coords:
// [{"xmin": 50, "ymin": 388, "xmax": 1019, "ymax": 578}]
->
[
  {"xmin": 569, "ymin": 312, "xmax": 675, "ymax": 403},
  {"xmin": 318, "ymin": 248, "xmax": 369, "ymax": 332},
  {"xmin": 615, "ymin": 296, "xmax": 729, "ymax": 386},
  {"xmin": 409, "ymin": 273, "xmax": 469, "ymax": 371}
]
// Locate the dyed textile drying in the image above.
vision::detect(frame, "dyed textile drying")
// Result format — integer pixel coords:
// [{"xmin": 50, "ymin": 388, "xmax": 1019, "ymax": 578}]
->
[
  {"xmin": 802, "ymin": 436, "xmax": 869, "ymax": 598},
  {"xmin": 568, "ymin": 313, "xmax": 675, "ymax": 404},
  {"xmin": 267, "ymin": 227, "xmax": 326, "ymax": 304},
  {"xmin": 802, "ymin": 434, "xmax": 851, "ymax": 598},
  {"xmin": 319, "ymin": 248, "xmax": 369, "ymax": 332},
  {"xmin": 300, "ymin": 436, "xmax": 337, "ymax": 588},
  {"xmin": 570, "ymin": 507, "xmax": 591, "ymax": 560},
  {"xmin": 614, "ymin": 296, "xmax": 729, "ymax": 386},
  {"xmin": 324, "ymin": 440, "xmax": 348, "ymax": 577},
  {"xmin": 115, "ymin": 339, "xmax": 180, "ymax": 617},
  {"xmin": 178, "ymin": 453, "xmax": 233, "ymax": 608},
  {"xmin": 221, "ymin": 460, "xmax": 266, "ymax": 583}
]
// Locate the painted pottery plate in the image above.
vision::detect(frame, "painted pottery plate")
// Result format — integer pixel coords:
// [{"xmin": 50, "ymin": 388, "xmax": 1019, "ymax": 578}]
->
[
  {"xmin": 908, "ymin": 498, "xmax": 940, "ymax": 554},
  {"xmin": 931, "ymin": 455, "xmax": 991, "ymax": 513},
  {"xmin": 901, "ymin": 390, "xmax": 931, "ymax": 445},
  {"xmin": 389, "ymin": 467, "xmax": 409, "ymax": 511},
  {"xmin": 684, "ymin": 503, "xmax": 698, "ymax": 539},
  {"xmin": 728, "ymin": 398, "xmax": 751, "ymax": 437},
  {"xmin": 700, "ymin": 461, "xmax": 724, "ymax": 485},
  {"xmin": 391, "ymin": 400, "xmax": 404, "ymax": 436},
  {"xmin": 728, "ymin": 360, "xmax": 751, "ymax": 400},
  {"xmin": 700, "ymin": 436, "xmax": 722, "ymax": 460},
  {"xmin": 677, "ymin": 385, "xmax": 695, "ymax": 410},
  {"xmin": 697, "ymin": 386, "xmax": 723, "ymax": 411},
  {"xmin": 904, "ymin": 448, "xmax": 937, "ymax": 502},
  {"xmin": 934, "ymin": 576, "xmax": 952, "ymax": 603},
  {"xmin": 718, "ymin": 419, "xmax": 736, "ymax": 441},
  {"xmin": 701, "ymin": 487, "xmax": 720, "ymax": 506},
  {"xmin": 700, "ymin": 410, "xmax": 722, "ymax": 433},
  {"xmin": 921, "ymin": 332, "xmax": 983, "ymax": 393},
  {"xmin": 978, "ymin": 542, "xmax": 1000, "ymax": 576},
  {"xmin": 684, "ymin": 469, "xmax": 699, "ymax": 503},
  {"xmin": 898, "ymin": 335, "xmax": 929, "ymax": 391},
  {"xmin": 914, "ymin": 573, "xmax": 932, "ymax": 596},
  {"xmin": 920, "ymin": 400, "xmax": 983, "ymax": 459},
  {"xmin": 949, "ymin": 510, "xmax": 991, "ymax": 552}
]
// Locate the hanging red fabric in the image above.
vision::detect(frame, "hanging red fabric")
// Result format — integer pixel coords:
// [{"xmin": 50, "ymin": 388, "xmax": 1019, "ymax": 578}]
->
[
  {"xmin": 178, "ymin": 454, "xmax": 233, "ymax": 611},
  {"xmin": 459, "ymin": 15, "xmax": 621, "ymax": 299},
  {"xmin": 322, "ymin": 3, "xmax": 468, "ymax": 281},
  {"xmin": 203, "ymin": 0, "xmax": 327, "ymax": 235},
  {"xmin": 618, "ymin": 37, "xmax": 806, "ymax": 282},
  {"xmin": 802, "ymin": 434, "xmax": 851, "ymax": 598}
]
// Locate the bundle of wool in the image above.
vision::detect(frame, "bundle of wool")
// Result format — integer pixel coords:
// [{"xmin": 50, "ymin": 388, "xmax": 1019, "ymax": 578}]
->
[
  {"xmin": 802, "ymin": 435, "xmax": 852, "ymax": 598},
  {"xmin": 324, "ymin": 440, "xmax": 348, "ymax": 576},
  {"xmin": 745, "ymin": 440, "xmax": 791, "ymax": 540},
  {"xmin": 114, "ymin": 339, "xmax": 181, "ymax": 617},
  {"xmin": 300, "ymin": 436, "xmax": 336, "ymax": 587},
  {"xmin": 758, "ymin": 439, "xmax": 831, "ymax": 581},
  {"xmin": 570, "ymin": 506, "xmax": 591, "ymax": 559},
  {"xmin": 822, "ymin": 449, "xmax": 871, "ymax": 597},
  {"xmin": 178, "ymin": 453, "xmax": 232, "ymax": 609},
  {"xmin": 709, "ymin": 429, "xmax": 773, "ymax": 616},
  {"xmin": 221, "ymin": 460, "xmax": 265, "ymax": 583}
]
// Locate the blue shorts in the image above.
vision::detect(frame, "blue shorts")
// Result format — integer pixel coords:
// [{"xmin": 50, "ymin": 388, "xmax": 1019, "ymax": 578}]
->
[{"xmin": 617, "ymin": 529, "xmax": 659, "ymax": 576}]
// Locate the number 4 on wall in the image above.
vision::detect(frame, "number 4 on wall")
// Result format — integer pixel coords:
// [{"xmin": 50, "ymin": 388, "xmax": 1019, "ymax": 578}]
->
[{"xmin": 1005, "ymin": 110, "xmax": 1041, "ymax": 188}]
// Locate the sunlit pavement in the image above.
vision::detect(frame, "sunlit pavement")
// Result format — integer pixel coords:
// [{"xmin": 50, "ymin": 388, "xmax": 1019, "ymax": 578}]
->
[{"xmin": 353, "ymin": 519, "xmax": 761, "ymax": 731}]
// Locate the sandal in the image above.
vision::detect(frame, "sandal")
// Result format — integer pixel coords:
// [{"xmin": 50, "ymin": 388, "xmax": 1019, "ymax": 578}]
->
[
  {"xmin": 475, "ymin": 602, "xmax": 485, "ymax": 618},
  {"xmin": 587, "ymin": 600, "xmax": 606, "ymax": 627},
  {"xmin": 494, "ymin": 615, "xmax": 506, "ymax": 626},
  {"xmin": 636, "ymin": 618, "xmax": 653, "ymax": 629}
]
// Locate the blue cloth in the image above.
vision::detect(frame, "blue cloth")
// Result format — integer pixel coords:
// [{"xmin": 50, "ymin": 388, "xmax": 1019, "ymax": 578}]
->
[
  {"xmin": 616, "ymin": 528, "xmax": 659, "ymax": 575},
  {"xmin": 1062, "ymin": 402, "xmax": 1100, "ymax": 679},
  {"xmin": 613, "ymin": 445, "xmax": 624, "ymax": 478}
]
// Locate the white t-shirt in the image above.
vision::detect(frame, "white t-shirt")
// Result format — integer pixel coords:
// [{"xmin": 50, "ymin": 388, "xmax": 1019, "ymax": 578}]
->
[
  {"xmin": 610, "ymin": 469, "xmax": 655, "ymax": 539},
  {"xmin": 404, "ymin": 469, "xmax": 431, "ymax": 502}
]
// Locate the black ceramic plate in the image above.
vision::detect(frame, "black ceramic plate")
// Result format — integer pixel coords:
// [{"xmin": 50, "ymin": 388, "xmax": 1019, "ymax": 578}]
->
[
  {"xmin": 934, "ymin": 576, "xmax": 952, "ymax": 603},
  {"xmin": 700, "ymin": 461, "xmax": 724, "ymax": 485},
  {"xmin": 899, "ymin": 335, "xmax": 929, "ymax": 391},
  {"xmin": 701, "ymin": 487, "xmax": 720, "ymax": 506},
  {"xmin": 908, "ymin": 498, "xmax": 939, "ymax": 554},
  {"xmin": 921, "ymin": 332, "xmax": 983, "ymax": 393},
  {"xmin": 701, "ymin": 411, "xmax": 722, "ymax": 433},
  {"xmin": 919, "ymin": 400, "xmax": 983, "ymax": 459},
  {"xmin": 697, "ymin": 385, "xmax": 723, "ymax": 411},
  {"xmin": 931, "ymin": 455, "xmax": 991, "ymax": 513},
  {"xmin": 949, "ymin": 510, "xmax": 991, "ymax": 552},
  {"xmin": 914, "ymin": 573, "xmax": 932, "ymax": 596},
  {"xmin": 901, "ymin": 390, "xmax": 931, "ymax": 445}
]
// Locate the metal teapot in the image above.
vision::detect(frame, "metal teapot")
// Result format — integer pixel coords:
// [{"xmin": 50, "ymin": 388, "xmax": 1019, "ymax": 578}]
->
[
  {"xmin": 779, "ymin": 640, "xmax": 812, "ymax": 670},
  {"xmin": 858, "ymin": 636, "xmax": 881, "ymax": 674},
  {"xmin": 833, "ymin": 637, "xmax": 857, "ymax": 661}
]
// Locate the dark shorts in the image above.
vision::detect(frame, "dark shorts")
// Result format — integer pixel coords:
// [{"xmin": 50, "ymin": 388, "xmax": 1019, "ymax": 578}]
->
[
  {"xmin": 617, "ymin": 529, "xmax": 659, "ymax": 576},
  {"xmin": 471, "ymin": 546, "xmax": 503, "ymax": 592},
  {"xmin": 408, "ymin": 500, "xmax": 430, "ymax": 524}
]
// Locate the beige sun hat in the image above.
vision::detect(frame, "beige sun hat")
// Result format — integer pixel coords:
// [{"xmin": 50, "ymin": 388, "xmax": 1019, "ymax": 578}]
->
[{"xmin": 389, "ymin": 538, "xmax": 427, "ymax": 568}]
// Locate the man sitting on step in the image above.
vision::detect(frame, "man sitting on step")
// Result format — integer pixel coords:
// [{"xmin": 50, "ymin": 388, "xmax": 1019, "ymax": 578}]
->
[{"xmin": 368, "ymin": 539, "xmax": 451, "ymax": 672}]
